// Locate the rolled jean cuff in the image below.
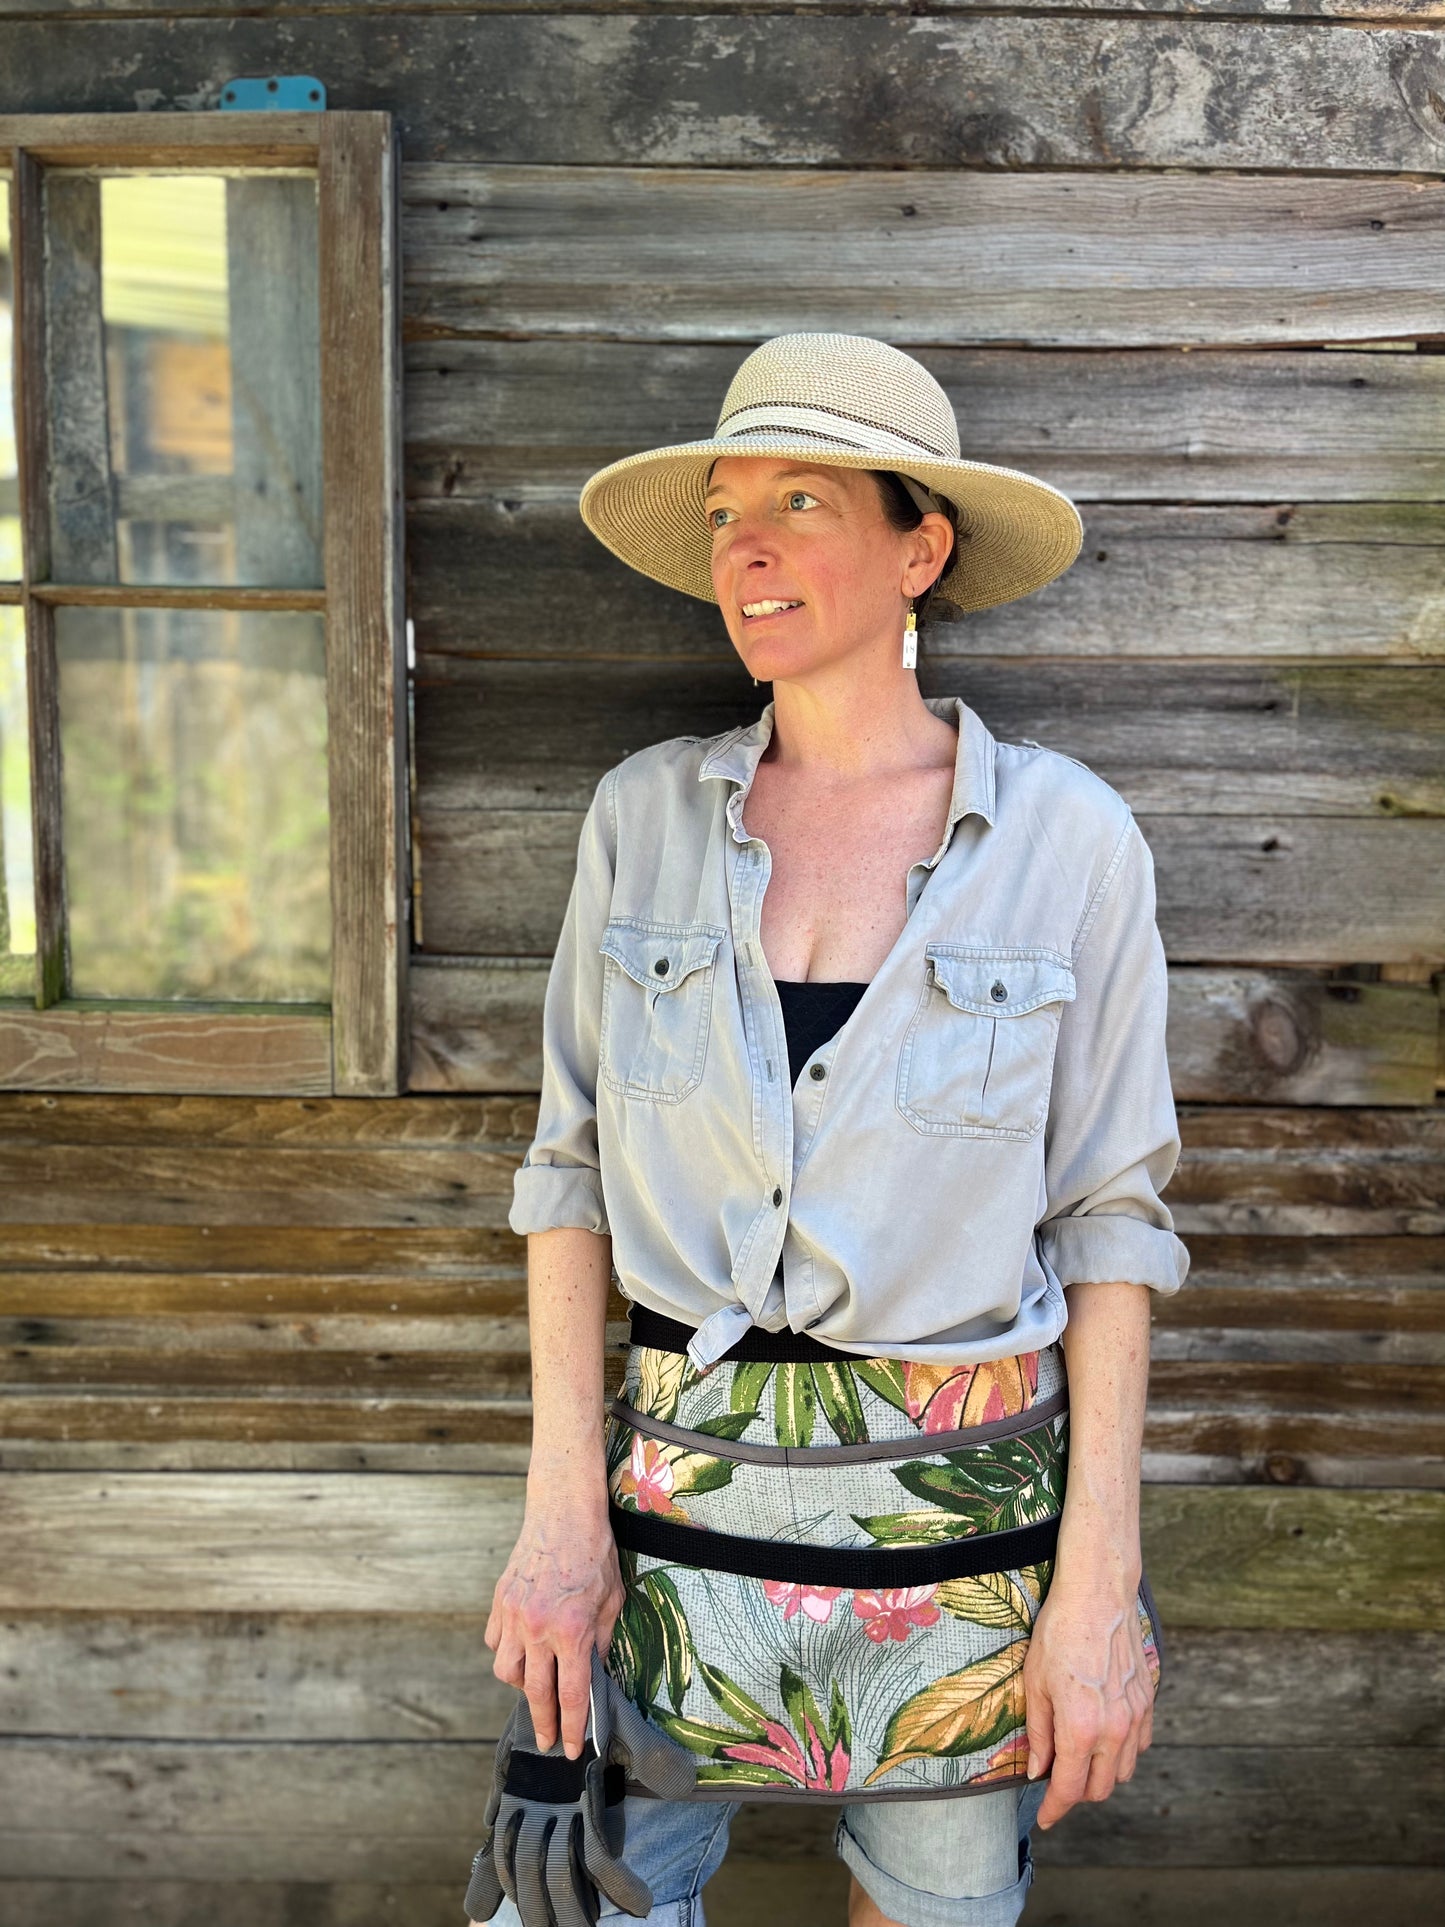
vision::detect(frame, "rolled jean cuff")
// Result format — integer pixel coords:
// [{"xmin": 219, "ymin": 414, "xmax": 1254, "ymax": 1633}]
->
[{"xmin": 833, "ymin": 1813, "xmax": 1034, "ymax": 1927}]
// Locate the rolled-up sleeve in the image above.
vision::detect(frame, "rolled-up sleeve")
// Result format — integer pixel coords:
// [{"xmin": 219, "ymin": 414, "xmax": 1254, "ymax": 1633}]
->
[
  {"xmin": 508, "ymin": 765, "xmax": 618, "ymax": 1238},
  {"xmin": 1037, "ymin": 812, "xmax": 1190, "ymax": 1296}
]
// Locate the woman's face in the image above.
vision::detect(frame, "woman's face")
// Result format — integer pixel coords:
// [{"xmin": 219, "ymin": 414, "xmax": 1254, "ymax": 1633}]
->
[{"xmin": 704, "ymin": 456, "xmax": 950, "ymax": 684}]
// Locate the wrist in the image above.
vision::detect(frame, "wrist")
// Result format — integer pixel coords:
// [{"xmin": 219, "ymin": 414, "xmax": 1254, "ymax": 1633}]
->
[
  {"xmin": 1052, "ymin": 1521, "xmax": 1142, "ymax": 1596},
  {"xmin": 526, "ymin": 1448, "xmax": 609, "ymax": 1514}
]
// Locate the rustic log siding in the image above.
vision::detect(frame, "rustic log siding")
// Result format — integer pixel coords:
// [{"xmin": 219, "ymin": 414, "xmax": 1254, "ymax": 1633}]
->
[
  {"xmin": 1, "ymin": 1, "xmax": 1442, "ymax": 1920},
  {"xmin": 2, "ymin": 14, "xmax": 1445, "ymax": 171}
]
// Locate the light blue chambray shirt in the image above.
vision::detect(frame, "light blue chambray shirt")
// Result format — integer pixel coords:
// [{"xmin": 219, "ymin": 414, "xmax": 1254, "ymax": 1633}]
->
[{"xmin": 509, "ymin": 694, "xmax": 1189, "ymax": 1372}]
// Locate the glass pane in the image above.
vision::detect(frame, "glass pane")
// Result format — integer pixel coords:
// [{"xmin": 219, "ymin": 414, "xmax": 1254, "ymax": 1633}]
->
[
  {"xmin": 55, "ymin": 605, "xmax": 329, "ymax": 1002},
  {"xmin": 1, "ymin": 180, "xmax": 19, "ymax": 582},
  {"xmin": 0, "ymin": 605, "xmax": 35, "ymax": 996},
  {"xmin": 45, "ymin": 171, "xmax": 321, "ymax": 589}
]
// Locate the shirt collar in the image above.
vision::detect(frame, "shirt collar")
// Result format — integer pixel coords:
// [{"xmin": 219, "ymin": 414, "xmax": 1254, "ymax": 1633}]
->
[{"xmin": 699, "ymin": 693, "xmax": 998, "ymax": 852}]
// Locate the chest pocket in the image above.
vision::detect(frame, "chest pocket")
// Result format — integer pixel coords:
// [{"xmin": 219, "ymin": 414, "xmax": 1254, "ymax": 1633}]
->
[
  {"xmin": 599, "ymin": 920, "xmax": 727, "ymax": 1103},
  {"xmin": 896, "ymin": 945, "xmax": 1077, "ymax": 1140}
]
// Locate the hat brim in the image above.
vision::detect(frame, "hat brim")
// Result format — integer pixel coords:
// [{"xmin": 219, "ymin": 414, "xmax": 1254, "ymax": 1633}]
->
[{"xmin": 578, "ymin": 437, "xmax": 1084, "ymax": 615}]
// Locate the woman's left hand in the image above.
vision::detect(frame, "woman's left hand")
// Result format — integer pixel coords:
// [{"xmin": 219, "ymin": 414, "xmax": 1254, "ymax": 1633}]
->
[{"xmin": 1021, "ymin": 1562, "xmax": 1155, "ymax": 1830}]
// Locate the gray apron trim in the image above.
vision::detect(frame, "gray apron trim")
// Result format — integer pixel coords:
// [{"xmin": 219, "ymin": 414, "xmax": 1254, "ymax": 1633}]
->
[
  {"xmin": 607, "ymin": 1385, "xmax": 1069, "ymax": 1466},
  {"xmin": 1138, "ymin": 1561, "xmax": 1167, "ymax": 1674},
  {"xmin": 626, "ymin": 1771, "xmax": 1040, "ymax": 1804}
]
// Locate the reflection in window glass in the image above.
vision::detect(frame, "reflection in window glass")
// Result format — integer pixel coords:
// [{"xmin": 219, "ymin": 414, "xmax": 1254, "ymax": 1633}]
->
[
  {"xmin": 56, "ymin": 605, "xmax": 329, "ymax": 1002},
  {"xmin": 0, "ymin": 606, "xmax": 34, "ymax": 996},
  {"xmin": 1, "ymin": 181, "xmax": 19, "ymax": 582},
  {"xmin": 45, "ymin": 172, "xmax": 321, "ymax": 590}
]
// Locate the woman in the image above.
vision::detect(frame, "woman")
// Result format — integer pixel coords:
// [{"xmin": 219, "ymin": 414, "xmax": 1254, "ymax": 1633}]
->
[{"xmin": 475, "ymin": 334, "xmax": 1189, "ymax": 1927}]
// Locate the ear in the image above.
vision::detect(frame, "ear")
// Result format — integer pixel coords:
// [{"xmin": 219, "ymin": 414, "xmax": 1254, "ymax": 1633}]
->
[{"xmin": 900, "ymin": 510, "xmax": 955, "ymax": 598}]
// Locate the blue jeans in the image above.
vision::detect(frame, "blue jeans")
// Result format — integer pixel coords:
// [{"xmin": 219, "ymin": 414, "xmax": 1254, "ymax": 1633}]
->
[{"xmin": 486, "ymin": 1777, "xmax": 1051, "ymax": 1927}]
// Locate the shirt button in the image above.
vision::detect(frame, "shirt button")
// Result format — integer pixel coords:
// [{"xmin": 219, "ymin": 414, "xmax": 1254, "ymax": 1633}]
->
[
  {"xmin": 654, "ymin": 957, "xmax": 670, "ymax": 976},
  {"xmin": 772, "ymin": 1186, "xmax": 783, "ymax": 1207},
  {"xmin": 809, "ymin": 1062, "xmax": 826, "ymax": 1080},
  {"xmin": 990, "ymin": 980, "xmax": 1008, "ymax": 1002}
]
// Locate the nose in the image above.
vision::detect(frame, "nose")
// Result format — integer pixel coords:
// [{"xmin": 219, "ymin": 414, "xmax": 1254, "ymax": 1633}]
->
[{"xmin": 720, "ymin": 510, "xmax": 782, "ymax": 574}]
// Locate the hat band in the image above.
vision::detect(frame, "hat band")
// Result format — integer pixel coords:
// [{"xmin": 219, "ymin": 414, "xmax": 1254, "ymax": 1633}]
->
[{"xmin": 714, "ymin": 401, "xmax": 957, "ymax": 462}]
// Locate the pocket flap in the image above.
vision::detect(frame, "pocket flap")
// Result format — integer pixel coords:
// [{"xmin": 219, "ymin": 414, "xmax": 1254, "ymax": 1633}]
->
[
  {"xmin": 600, "ymin": 921, "xmax": 726, "ymax": 992},
  {"xmin": 926, "ymin": 946, "xmax": 1077, "ymax": 1017}
]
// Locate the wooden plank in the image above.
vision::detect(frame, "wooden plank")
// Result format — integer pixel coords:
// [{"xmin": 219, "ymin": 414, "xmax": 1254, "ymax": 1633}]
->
[
  {"xmin": 418, "ymin": 801, "xmax": 1445, "ymax": 965},
  {"xmin": 318, "ymin": 113, "xmax": 409, "ymax": 1096},
  {"xmin": 412, "ymin": 659, "xmax": 1445, "ymax": 819},
  {"xmin": 5, "ymin": 1613, "xmax": 1439, "ymax": 1748},
  {"xmin": 0, "ymin": 1388, "xmax": 1436, "ymax": 1486},
  {"xmin": 409, "ymin": 500, "xmax": 1445, "ymax": 663},
  {"xmin": 0, "ymin": 1271, "xmax": 541, "ymax": 1315},
  {"xmin": 0, "ymin": 1143, "xmax": 518, "ymax": 1224},
  {"xmin": 735, "ymin": 1751, "xmax": 1445, "ymax": 1863},
  {"xmin": 0, "ymin": 1435, "xmax": 542, "ymax": 1474},
  {"xmin": 0, "ymin": 1221, "xmax": 524, "ymax": 1273},
  {"xmin": 0, "ymin": 1089, "xmax": 528, "ymax": 1147},
  {"xmin": 404, "ymin": 340, "xmax": 1445, "ymax": 505},
  {"xmin": 0, "ymin": 1100, "xmax": 1438, "ymax": 1230},
  {"xmin": 1169, "ymin": 1108, "xmax": 1445, "ymax": 1236},
  {"xmin": 1, "ymin": 1868, "xmax": 1442, "ymax": 1927},
  {"xmin": 413, "ymin": 958, "xmax": 1444, "ymax": 1107},
  {"xmin": 8, "ymin": 1, "xmax": 1441, "ymax": 18},
  {"xmin": 404, "ymin": 167, "xmax": 1445, "ymax": 346},
  {"xmin": 974, "ymin": 1867, "xmax": 1445, "ymax": 1927},
  {"xmin": 0, "ymin": 1736, "xmax": 1439, "ymax": 1875},
  {"xmin": 0, "ymin": 1475, "xmax": 1440, "ymax": 1624},
  {"xmin": 0, "ymin": 1007, "xmax": 333, "ymax": 1094},
  {"xmin": 2, "ymin": 19, "xmax": 1443, "ymax": 173}
]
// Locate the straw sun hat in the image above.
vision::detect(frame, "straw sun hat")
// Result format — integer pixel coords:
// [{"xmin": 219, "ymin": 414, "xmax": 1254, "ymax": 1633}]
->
[{"xmin": 578, "ymin": 332, "xmax": 1084, "ymax": 616}]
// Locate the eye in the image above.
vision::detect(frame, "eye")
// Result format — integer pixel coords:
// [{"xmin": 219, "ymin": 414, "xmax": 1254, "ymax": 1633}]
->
[
  {"xmin": 786, "ymin": 490, "xmax": 820, "ymax": 512},
  {"xmin": 707, "ymin": 505, "xmax": 735, "ymax": 531}
]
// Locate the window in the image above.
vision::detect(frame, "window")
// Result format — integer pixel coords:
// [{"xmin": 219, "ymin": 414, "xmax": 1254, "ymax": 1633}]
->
[{"xmin": 0, "ymin": 114, "xmax": 408, "ymax": 1094}]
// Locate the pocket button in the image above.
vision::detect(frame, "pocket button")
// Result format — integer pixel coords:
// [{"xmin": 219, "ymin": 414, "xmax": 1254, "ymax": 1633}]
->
[
  {"xmin": 990, "ymin": 980, "xmax": 1008, "ymax": 1002},
  {"xmin": 654, "ymin": 957, "xmax": 670, "ymax": 976}
]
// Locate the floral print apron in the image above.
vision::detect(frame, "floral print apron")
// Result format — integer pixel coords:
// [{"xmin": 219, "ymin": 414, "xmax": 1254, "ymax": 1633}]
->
[{"xmin": 603, "ymin": 1311, "xmax": 1164, "ymax": 1802}]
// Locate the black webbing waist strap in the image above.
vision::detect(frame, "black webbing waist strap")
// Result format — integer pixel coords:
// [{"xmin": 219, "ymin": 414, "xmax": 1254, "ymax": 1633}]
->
[
  {"xmin": 610, "ymin": 1498, "xmax": 1059, "ymax": 1589},
  {"xmin": 504, "ymin": 1741, "xmax": 627, "ymax": 1808},
  {"xmin": 628, "ymin": 1303, "xmax": 852, "ymax": 1364}
]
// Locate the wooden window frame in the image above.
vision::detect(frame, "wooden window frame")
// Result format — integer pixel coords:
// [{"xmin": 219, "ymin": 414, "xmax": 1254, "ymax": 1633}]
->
[{"xmin": 0, "ymin": 112, "xmax": 409, "ymax": 1096}]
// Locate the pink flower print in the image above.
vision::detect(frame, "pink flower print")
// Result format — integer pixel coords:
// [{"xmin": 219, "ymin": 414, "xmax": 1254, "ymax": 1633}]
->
[
  {"xmin": 762, "ymin": 1580, "xmax": 843, "ymax": 1624},
  {"xmin": 853, "ymin": 1585, "xmax": 942, "ymax": 1643},
  {"xmin": 903, "ymin": 1355, "xmax": 1041, "ymax": 1432},
  {"xmin": 902, "ymin": 1361, "xmax": 979, "ymax": 1432},
  {"xmin": 628, "ymin": 1435, "xmax": 676, "ymax": 1514},
  {"xmin": 724, "ymin": 1716, "xmax": 850, "ymax": 1793}
]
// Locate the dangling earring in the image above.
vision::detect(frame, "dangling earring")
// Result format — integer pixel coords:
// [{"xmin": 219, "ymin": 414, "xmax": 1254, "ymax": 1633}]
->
[
  {"xmin": 752, "ymin": 675, "xmax": 759, "ymax": 686},
  {"xmin": 901, "ymin": 598, "xmax": 918, "ymax": 670}
]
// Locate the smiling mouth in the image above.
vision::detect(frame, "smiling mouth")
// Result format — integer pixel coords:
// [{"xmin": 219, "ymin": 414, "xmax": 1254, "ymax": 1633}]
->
[{"xmin": 741, "ymin": 599, "xmax": 804, "ymax": 620}]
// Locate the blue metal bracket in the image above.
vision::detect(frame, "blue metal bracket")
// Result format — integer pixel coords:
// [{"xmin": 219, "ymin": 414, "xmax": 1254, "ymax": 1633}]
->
[{"xmin": 219, "ymin": 76, "xmax": 327, "ymax": 112}]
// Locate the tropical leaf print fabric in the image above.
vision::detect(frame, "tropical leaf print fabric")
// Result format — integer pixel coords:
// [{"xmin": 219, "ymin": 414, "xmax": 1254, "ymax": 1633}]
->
[{"xmin": 604, "ymin": 1336, "xmax": 1163, "ymax": 1801}]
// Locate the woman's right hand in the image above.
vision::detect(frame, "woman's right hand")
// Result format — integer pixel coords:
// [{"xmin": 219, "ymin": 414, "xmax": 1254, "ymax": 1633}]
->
[{"xmin": 484, "ymin": 1500, "xmax": 626, "ymax": 1759}]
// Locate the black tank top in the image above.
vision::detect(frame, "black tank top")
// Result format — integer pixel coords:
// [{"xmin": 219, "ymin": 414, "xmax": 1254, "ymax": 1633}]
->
[{"xmin": 774, "ymin": 978, "xmax": 869, "ymax": 1089}]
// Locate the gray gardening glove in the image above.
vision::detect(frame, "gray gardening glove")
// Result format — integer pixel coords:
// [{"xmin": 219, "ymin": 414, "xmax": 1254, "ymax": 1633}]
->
[{"xmin": 464, "ymin": 1648, "xmax": 698, "ymax": 1924}]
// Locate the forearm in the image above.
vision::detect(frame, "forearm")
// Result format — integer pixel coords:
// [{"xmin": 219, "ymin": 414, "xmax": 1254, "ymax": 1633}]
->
[
  {"xmin": 1054, "ymin": 1279, "xmax": 1151, "ymax": 1595},
  {"xmin": 525, "ymin": 1225, "xmax": 614, "ymax": 1513}
]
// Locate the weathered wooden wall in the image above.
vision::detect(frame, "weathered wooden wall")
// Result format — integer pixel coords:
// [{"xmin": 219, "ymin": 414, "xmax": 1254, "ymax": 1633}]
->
[{"xmin": 2, "ymin": 3, "xmax": 1443, "ymax": 1922}]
